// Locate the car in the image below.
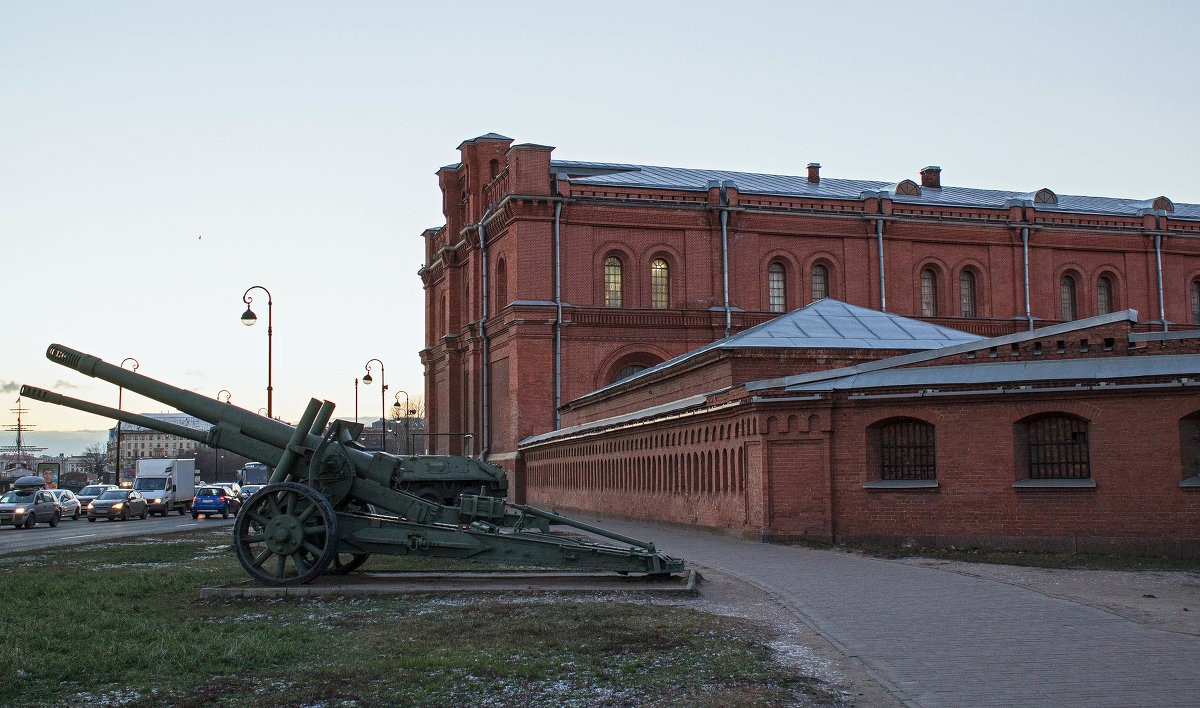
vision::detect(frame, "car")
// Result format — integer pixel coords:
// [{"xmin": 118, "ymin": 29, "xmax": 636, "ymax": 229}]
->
[
  {"xmin": 48, "ymin": 489, "xmax": 82, "ymax": 520},
  {"xmin": 191, "ymin": 487, "xmax": 239, "ymax": 519},
  {"xmin": 214, "ymin": 484, "xmax": 244, "ymax": 510},
  {"xmin": 86, "ymin": 489, "xmax": 149, "ymax": 522},
  {"xmin": 240, "ymin": 484, "xmax": 265, "ymax": 499},
  {"xmin": 0, "ymin": 489, "xmax": 62, "ymax": 528},
  {"xmin": 76, "ymin": 484, "xmax": 119, "ymax": 511}
]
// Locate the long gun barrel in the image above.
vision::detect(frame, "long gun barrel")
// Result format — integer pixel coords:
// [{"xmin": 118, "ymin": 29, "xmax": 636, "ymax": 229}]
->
[{"xmin": 28, "ymin": 343, "xmax": 686, "ymax": 585}]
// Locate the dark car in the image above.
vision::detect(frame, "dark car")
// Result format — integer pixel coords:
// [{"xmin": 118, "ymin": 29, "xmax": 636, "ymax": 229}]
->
[
  {"xmin": 77, "ymin": 484, "xmax": 119, "ymax": 510},
  {"xmin": 0, "ymin": 489, "xmax": 62, "ymax": 528},
  {"xmin": 191, "ymin": 487, "xmax": 238, "ymax": 519},
  {"xmin": 48, "ymin": 489, "xmax": 82, "ymax": 520},
  {"xmin": 87, "ymin": 489, "xmax": 149, "ymax": 522}
]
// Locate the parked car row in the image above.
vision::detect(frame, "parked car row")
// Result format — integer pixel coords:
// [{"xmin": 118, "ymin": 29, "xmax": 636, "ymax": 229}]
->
[{"xmin": 1, "ymin": 482, "xmax": 253, "ymax": 528}]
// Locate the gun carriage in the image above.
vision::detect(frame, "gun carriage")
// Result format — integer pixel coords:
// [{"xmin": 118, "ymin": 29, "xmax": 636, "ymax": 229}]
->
[{"xmin": 23, "ymin": 344, "xmax": 685, "ymax": 585}]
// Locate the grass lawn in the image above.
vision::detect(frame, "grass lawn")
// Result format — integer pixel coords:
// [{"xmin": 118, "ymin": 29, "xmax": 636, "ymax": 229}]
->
[{"xmin": 0, "ymin": 528, "xmax": 834, "ymax": 707}]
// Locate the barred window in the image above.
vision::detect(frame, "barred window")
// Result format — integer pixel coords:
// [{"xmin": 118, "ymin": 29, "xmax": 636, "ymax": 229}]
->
[
  {"xmin": 959, "ymin": 270, "xmax": 976, "ymax": 318},
  {"xmin": 1060, "ymin": 275, "xmax": 1076, "ymax": 320},
  {"xmin": 651, "ymin": 258, "xmax": 669, "ymax": 309},
  {"xmin": 1027, "ymin": 415, "xmax": 1090, "ymax": 479},
  {"xmin": 920, "ymin": 268, "xmax": 938, "ymax": 317},
  {"xmin": 604, "ymin": 257, "xmax": 623, "ymax": 307},
  {"xmin": 768, "ymin": 263, "xmax": 786, "ymax": 312},
  {"xmin": 1191, "ymin": 280, "xmax": 1200, "ymax": 325},
  {"xmin": 1097, "ymin": 276, "xmax": 1113, "ymax": 315},
  {"xmin": 811, "ymin": 264, "xmax": 829, "ymax": 302},
  {"xmin": 879, "ymin": 420, "xmax": 936, "ymax": 480}
]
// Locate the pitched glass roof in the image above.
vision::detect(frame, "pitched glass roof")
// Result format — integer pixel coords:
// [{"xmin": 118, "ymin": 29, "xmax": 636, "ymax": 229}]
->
[{"xmin": 580, "ymin": 299, "xmax": 981, "ymax": 400}]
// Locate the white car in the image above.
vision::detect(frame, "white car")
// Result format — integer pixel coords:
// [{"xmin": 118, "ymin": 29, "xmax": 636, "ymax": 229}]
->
[{"xmin": 48, "ymin": 489, "xmax": 82, "ymax": 520}]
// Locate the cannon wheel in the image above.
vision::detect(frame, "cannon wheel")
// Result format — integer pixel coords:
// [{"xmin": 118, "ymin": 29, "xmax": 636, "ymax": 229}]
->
[
  {"xmin": 233, "ymin": 482, "xmax": 338, "ymax": 586},
  {"xmin": 327, "ymin": 552, "xmax": 370, "ymax": 575}
]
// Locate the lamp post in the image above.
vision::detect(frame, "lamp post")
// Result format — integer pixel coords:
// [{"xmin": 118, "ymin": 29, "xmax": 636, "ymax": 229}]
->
[
  {"xmin": 354, "ymin": 377, "xmax": 359, "ymax": 423},
  {"xmin": 216, "ymin": 390, "xmax": 231, "ymax": 481},
  {"xmin": 392, "ymin": 390, "xmax": 411, "ymax": 455},
  {"xmin": 240, "ymin": 285, "xmax": 273, "ymax": 418},
  {"xmin": 115, "ymin": 357, "xmax": 139, "ymax": 485},
  {"xmin": 362, "ymin": 359, "xmax": 387, "ymax": 453}
]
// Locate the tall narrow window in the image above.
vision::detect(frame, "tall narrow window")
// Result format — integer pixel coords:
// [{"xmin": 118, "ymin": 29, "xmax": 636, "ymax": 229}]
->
[
  {"xmin": 1026, "ymin": 415, "xmax": 1090, "ymax": 479},
  {"xmin": 1191, "ymin": 279, "xmax": 1200, "ymax": 325},
  {"xmin": 494, "ymin": 258, "xmax": 507, "ymax": 312},
  {"xmin": 1096, "ymin": 276, "xmax": 1113, "ymax": 315},
  {"xmin": 1060, "ymin": 275, "xmax": 1077, "ymax": 320},
  {"xmin": 604, "ymin": 257, "xmax": 623, "ymax": 307},
  {"xmin": 768, "ymin": 263, "xmax": 786, "ymax": 312},
  {"xmin": 811, "ymin": 264, "xmax": 829, "ymax": 301},
  {"xmin": 959, "ymin": 270, "xmax": 976, "ymax": 318},
  {"xmin": 920, "ymin": 268, "xmax": 938, "ymax": 317},
  {"xmin": 651, "ymin": 258, "xmax": 669, "ymax": 309}
]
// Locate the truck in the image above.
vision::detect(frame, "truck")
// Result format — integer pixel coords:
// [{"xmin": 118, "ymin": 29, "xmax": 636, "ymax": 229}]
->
[{"xmin": 133, "ymin": 458, "xmax": 196, "ymax": 516}]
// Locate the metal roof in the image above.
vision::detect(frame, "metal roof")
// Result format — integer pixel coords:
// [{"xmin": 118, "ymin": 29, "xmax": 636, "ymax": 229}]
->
[
  {"xmin": 579, "ymin": 299, "xmax": 982, "ymax": 400},
  {"xmin": 783, "ymin": 353, "xmax": 1200, "ymax": 392},
  {"xmin": 550, "ymin": 160, "xmax": 1199, "ymax": 220}
]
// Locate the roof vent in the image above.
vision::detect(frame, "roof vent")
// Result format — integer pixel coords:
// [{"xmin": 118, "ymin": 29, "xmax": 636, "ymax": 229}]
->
[
  {"xmin": 920, "ymin": 166, "xmax": 941, "ymax": 189},
  {"xmin": 807, "ymin": 163, "xmax": 820, "ymax": 184},
  {"xmin": 1151, "ymin": 196, "xmax": 1174, "ymax": 212},
  {"xmin": 894, "ymin": 179, "xmax": 921, "ymax": 197},
  {"xmin": 1034, "ymin": 188, "xmax": 1058, "ymax": 205}
]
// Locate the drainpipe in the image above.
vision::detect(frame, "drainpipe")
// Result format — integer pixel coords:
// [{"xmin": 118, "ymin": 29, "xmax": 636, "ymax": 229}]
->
[
  {"xmin": 720, "ymin": 206, "xmax": 731, "ymax": 336},
  {"xmin": 477, "ymin": 208, "xmax": 492, "ymax": 460},
  {"xmin": 553, "ymin": 201, "xmax": 563, "ymax": 428},
  {"xmin": 1155, "ymin": 229, "xmax": 1167, "ymax": 332},
  {"xmin": 876, "ymin": 218, "xmax": 886, "ymax": 312},
  {"xmin": 1022, "ymin": 227, "xmax": 1032, "ymax": 331}
]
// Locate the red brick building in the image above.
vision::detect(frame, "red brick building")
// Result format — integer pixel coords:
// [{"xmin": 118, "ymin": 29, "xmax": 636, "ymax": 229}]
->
[{"xmin": 419, "ymin": 133, "xmax": 1200, "ymax": 552}]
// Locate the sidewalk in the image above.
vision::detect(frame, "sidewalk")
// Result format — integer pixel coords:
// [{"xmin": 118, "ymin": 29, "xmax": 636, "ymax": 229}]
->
[{"xmin": 587, "ymin": 515, "xmax": 1200, "ymax": 707}]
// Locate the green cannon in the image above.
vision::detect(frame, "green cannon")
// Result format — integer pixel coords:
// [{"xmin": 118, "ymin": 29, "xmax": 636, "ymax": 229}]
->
[{"xmin": 23, "ymin": 344, "xmax": 685, "ymax": 585}]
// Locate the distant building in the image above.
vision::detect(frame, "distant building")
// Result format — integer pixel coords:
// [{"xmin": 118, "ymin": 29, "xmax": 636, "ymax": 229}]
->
[{"xmin": 107, "ymin": 414, "xmax": 210, "ymax": 472}]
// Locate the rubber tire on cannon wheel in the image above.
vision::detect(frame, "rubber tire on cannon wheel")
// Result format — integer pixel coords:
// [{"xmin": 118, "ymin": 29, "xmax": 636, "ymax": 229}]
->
[
  {"xmin": 326, "ymin": 553, "xmax": 370, "ymax": 575},
  {"xmin": 233, "ymin": 482, "xmax": 338, "ymax": 586}
]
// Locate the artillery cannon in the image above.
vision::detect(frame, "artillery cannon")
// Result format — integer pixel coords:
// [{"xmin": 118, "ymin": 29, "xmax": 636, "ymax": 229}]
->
[{"xmin": 24, "ymin": 344, "xmax": 685, "ymax": 585}]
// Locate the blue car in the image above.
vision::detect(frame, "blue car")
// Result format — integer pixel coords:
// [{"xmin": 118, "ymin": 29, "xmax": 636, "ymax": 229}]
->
[{"xmin": 191, "ymin": 486, "xmax": 240, "ymax": 519}]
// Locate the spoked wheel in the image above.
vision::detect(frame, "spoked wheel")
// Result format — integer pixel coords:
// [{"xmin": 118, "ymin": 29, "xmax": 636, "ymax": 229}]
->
[
  {"xmin": 326, "ymin": 552, "xmax": 370, "ymax": 575},
  {"xmin": 233, "ymin": 482, "xmax": 338, "ymax": 586}
]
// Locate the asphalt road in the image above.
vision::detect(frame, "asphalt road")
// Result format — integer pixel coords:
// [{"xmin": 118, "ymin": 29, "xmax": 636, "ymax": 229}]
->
[{"xmin": 0, "ymin": 512, "xmax": 234, "ymax": 554}]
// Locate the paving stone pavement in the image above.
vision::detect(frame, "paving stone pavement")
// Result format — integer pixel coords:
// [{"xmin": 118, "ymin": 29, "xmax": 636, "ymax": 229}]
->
[{"xmin": 586, "ymin": 516, "xmax": 1200, "ymax": 707}]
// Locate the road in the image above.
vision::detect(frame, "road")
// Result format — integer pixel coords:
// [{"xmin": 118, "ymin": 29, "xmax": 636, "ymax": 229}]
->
[
  {"xmin": 0, "ymin": 513, "xmax": 234, "ymax": 554},
  {"xmin": 588, "ymin": 515, "xmax": 1200, "ymax": 708}
]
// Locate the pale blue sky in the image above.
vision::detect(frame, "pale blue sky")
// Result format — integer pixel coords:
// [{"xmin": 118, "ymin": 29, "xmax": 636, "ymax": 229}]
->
[{"xmin": 3, "ymin": 1, "xmax": 1198, "ymax": 452}]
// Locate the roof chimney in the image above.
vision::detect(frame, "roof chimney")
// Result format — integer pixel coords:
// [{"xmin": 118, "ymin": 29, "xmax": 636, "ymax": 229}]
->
[
  {"xmin": 920, "ymin": 166, "xmax": 941, "ymax": 189},
  {"xmin": 807, "ymin": 163, "xmax": 821, "ymax": 184}
]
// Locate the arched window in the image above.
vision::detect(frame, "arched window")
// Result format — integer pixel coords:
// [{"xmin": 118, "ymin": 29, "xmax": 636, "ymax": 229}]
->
[
  {"xmin": 494, "ymin": 258, "xmax": 507, "ymax": 312},
  {"xmin": 1060, "ymin": 275, "xmax": 1077, "ymax": 320},
  {"xmin": 1026, "ymin": 415, "xmax": 1090, "ymax": 479},
  {"xmin": 768, "ymin": 262, "xmax": 786, "ymax": 312},
  {"xmin": 1191, "ymin": 279, "xmax": 1200, "ymax": 325},
  {"xmin": 959, "ymin": 270, "xmax": 976, "ymax": 318},
  {"xmin": 488, "ymin": 159, "xmax": 500, "ymax": 179},
  {"xmin": 603, "ymin": 257, "xmax": 623, "ymax": 307},
  {"xmin": 1096, "ymin": 276, "xmax": 1113, "ymax": 315},
  {"xmin": 650, "ymin": 258, "xmax": 669, "ymax": 309},
  {"xmin": 613, "ymin": 364, "xmax": 648, "ymax": 383},
  {"xmin": 811, "ymin": 264, "xmax": 829, "ymax": 302},
  {"xmin": 878, "ymin": 419, "xmax": 936, "ymax": 480},
  {"xmin": 920, "ymin": 268, "xmax": 938, "ymax": 317}
]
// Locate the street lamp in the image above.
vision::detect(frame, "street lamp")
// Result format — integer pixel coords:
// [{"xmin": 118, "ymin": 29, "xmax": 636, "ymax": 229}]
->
[
  {"xmin": 115, "ymin": 357, "xmax": 139, "ymax": 485},
  {"xmin": 362, "ymin": 359, "xmax": 387, "ymax": 453},
  {"xmin": 240, "ymin": 285, "xmax": 273, "ymax": 418},
  {"xmin": 354, "ymin": 377, "xmax": 359, "ymax": 423},
  {"xmin": 392, "ymin": 390, "xmax": 411, "ymax": 455}
]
